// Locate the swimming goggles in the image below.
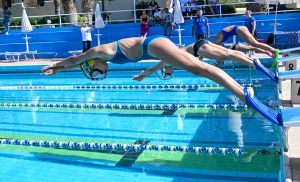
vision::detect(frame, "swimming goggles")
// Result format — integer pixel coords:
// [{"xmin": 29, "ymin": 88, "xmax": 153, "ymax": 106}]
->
[
  {"xmin": 156, "ymin": 66, "xmax": 173, "ymax": 80},
  {"xmin": 80, "ymin": 59, "xmax": 107, "ymax": 81}
]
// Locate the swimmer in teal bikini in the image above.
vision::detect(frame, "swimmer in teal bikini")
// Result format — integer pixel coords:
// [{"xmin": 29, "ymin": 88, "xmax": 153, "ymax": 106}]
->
[
  {"xmin": 42, "ymin": 35, "xmax": 282, "ymax": 126},
  {"xmin": 214, "ymin": 25, "xmax": 279, "ymax": 68}
]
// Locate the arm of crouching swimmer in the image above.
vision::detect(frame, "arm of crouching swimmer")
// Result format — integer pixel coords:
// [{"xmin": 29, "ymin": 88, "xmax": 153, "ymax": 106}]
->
[{"xmin": 133, "ymin": 61, "xmax": 166, "ymax": 81}]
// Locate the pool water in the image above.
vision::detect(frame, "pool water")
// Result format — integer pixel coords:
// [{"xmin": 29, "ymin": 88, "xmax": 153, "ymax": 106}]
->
[{"xmin": 0, "ymin": 68, "xmax": 283, "ymax": 182}]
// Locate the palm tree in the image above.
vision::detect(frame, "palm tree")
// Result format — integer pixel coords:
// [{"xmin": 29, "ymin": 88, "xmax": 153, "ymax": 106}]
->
[
  {"xmin": 53, "ymin": 0, "xmax": 61, "ymax": 15},
  {"xmin": 61, "ymin": 0, "xmax": 78, "ymax": 25},
  {"xmin": 1, "ymin": 0, "xmax": 7, "ymax": 8},
  {"xmin": 81, "ymin": 0, "xmax": 94, "ymax": 24},
  {"xmin": 245, "ymin": 0, "xmax": 268, "ymax": 12}
]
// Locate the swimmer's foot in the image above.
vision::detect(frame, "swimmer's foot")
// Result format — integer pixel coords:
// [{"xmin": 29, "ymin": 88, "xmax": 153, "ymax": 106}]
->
[
  {"xmin": 253, "ymin": 58, "xmax": 278, "ymax": 83},
  {"xmin": 270, "ymin": 49, "xmax": 279, "ymax": 69},
  {"xmin": 244, "ymin": 87, "xmax": 282, "ymax": 126},
  {"xmin": 265, "ymin": 51, "xmax": 273, "ymax": 58}
]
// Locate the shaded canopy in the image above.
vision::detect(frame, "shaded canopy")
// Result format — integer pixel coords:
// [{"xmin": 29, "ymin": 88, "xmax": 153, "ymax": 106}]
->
[
  {"xmin": 21, "ymin": 8, "xmax": 33, "ymax": 33},
  {"xmin": 95, "ymin": 3, "xmax": 105, "ymax": 29},
  {"xmin": 173, "ymin": 0, "xmax": 184, "ymax": 24}
]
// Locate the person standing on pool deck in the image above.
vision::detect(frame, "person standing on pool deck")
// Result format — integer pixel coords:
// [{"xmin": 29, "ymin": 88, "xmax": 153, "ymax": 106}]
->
[
  {"xmin": 42, "ymin": 35, "xmax": 282, "ymax": 126},
  {"xmin": 80, "ymin": 22, "xmax": 94, "ymax": 52},
  {"xmin": 244, "ymin": 10, "xmax": 256, "ymax": 38},
  {"xmin": 192, "ymin": 9, "xmax": 210, "ymax": 41}
]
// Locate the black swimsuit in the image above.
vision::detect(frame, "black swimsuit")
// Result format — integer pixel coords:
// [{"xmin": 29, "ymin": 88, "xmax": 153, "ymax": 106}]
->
[{"xmin": 193, "ymin": 39, "xmax": 208, "ymax": 57}]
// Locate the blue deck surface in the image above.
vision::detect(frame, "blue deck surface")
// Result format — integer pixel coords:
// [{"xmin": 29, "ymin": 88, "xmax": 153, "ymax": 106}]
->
[{"xmin": 282, "ymin": 107, "xmax": 300, "ymax": 127}]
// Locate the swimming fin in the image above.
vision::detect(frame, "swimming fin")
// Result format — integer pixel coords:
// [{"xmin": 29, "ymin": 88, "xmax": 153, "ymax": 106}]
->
[
  {"xmin": 270, "ymin": 49, "xmax": 279, "ymax": 69},
  {"xmin": 253, "ymin": 59, "xmax": 278, "ymax": 83},
  {"xmin": 244, "ymin": 87, "xmax": 282, "ymax": 126}
]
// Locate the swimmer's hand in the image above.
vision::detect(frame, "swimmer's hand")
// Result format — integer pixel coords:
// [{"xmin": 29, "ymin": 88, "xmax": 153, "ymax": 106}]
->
[
  {"xmin": 42, "ymin": 63, "xmax": 62, "ymax": 75},
  {"xmin": 132, "ymin": 71, "xmax": 147, "ymax": 81}
]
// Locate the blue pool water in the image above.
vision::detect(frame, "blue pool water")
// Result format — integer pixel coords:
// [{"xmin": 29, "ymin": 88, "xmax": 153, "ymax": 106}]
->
[{"xmin": 0, "ymin": 67, "xmax": 283, "ymax": 181}]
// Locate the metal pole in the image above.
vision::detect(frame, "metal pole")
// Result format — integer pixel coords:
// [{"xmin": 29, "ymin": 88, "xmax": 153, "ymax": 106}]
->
[
  {"xmin": 274, "ymin": 3, "xmax": 278, "ymax": 34},
  {"xmin": 59, "ymin": 12, "xmax": 62, "ymax": 27},
  {"xmin": 25, "ymin": 33, "xmax": 29, "ymax": 52},
  {"xmin": 274, "ymin": 3, "xmax": 278, "ymax": 46},
  {"xmin": 219, "ymin": 4, "xmax": 222, "ymax": 18},
  {"xmin": 97, "ymin": 29, "xmax": 101, "ymax": 46},
  {"xmin": 133, "ymin": 0, "xmax": 136, "ymax": 23},
  {"xmin": 178, "ymin": 25, "xmax": 182, "ymax": 46}
]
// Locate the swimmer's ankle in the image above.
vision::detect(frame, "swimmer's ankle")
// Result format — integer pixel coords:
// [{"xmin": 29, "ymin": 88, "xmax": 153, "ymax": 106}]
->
[{"xmin": 246, "ymin": 87, "xmax": 254, "ymax": 98}]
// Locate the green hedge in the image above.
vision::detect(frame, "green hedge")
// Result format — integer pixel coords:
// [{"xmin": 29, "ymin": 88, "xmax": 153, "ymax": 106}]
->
[
  {"xmin": 221, "ymin": 4, "xmax": 236, "ymax": 14},
  {"xmin": 10, "ymin": 16, "xmax": 67, "ymax": 27}
]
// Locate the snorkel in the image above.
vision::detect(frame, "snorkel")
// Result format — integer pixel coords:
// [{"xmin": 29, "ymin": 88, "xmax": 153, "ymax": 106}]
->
[{"xmin": 80, "ymin": 59, "xmax": 107, "ymax": 80}]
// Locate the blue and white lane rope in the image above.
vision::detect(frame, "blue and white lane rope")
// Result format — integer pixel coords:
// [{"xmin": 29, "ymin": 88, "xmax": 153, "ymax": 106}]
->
[
  {"xmin": 0, "ymin": 138, "xmax": 244, "ymax": 155},
  {"xmin": 0, "ymin": 83, "xmax": 253, "ymax": 91},
  {"xmin": 0, "ymin": 102, "xmax": 250, "ymax": 111}
]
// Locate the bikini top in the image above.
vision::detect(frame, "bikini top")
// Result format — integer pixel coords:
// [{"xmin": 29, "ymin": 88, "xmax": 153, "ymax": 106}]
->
[{"xmin": 107, "ymin": 35, "xmax": 164, "ymax": 64}]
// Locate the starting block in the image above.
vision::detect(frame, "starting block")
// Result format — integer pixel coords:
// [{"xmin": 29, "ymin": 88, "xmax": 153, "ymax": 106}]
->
[
  {"xmin": 277, "ymin": 53, "xmax": 300, "ymax": 128},
  {"xmin": 278, "ymin": 48, "xmax": 300, "ymax": 72},
  {"xmin": 279, "ymin": 47, "xmax": 300, "ymax": 55},
  {"xmin": 277, "ymin": 53, "xmax": 300, "ymax": 104},
  {"xmin": 277, "ymin": 53, "xmax": 300, "ymax": 63}
]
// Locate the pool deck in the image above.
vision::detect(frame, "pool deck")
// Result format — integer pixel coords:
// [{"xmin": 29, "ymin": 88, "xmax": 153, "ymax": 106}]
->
[
  {"xmin": 287, "ymin": 127, "xmax": 300, "ymax": 181},
  {"xmin": 0, "ymin": 58, "xmax": 299, "ymax": 181},
  {"xmin": 0, "ymin": 58, "xmax": 59, "ymax": 66}
]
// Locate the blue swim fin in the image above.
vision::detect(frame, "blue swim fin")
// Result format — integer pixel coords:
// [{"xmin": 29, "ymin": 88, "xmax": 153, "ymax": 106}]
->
[
  {"xmin": 253, "ymin": 59, "xmax": 278, "ymax": 83},
  {"xmin": 244, "ymin": 88, "xmax": 282, "ymax": 126}
]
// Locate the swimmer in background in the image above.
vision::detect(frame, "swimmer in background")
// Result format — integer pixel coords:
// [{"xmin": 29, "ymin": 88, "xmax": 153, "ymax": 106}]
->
[{"xmin": 213, "ymin": 25, "xmax": 279, "ymax": 67}]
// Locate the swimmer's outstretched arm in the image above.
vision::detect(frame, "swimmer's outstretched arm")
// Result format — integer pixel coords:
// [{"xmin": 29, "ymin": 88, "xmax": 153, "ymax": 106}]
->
[
  {"xmin": 42, "ymin": 48, "xmax": 99, "ymax": 74},
  {"xmin": 133, "ymin": 61, "xmax": 166, "ymax": 81},
  {"xmin": 48, "ymin": 48, "xmax": 98, "ymax": 68},
  {"xmin": 42, "ymin": 64, "xmax": 79, "ymax": 75}
]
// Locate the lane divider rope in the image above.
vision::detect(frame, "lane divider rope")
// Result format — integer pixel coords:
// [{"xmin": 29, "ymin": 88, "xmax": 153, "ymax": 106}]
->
[
  {"xmin": 0, "ymin": 138, "xmax": 244, "ymax": 155},
  {"xmin": 0, "ymin": 102, "xmax": 250, "ymax": 111},
  {"xmin": 0, "ymin": 83, "xmax": 253, "ymax": 91}
]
